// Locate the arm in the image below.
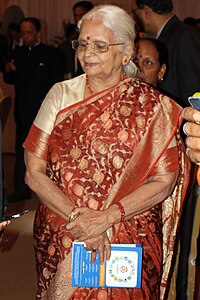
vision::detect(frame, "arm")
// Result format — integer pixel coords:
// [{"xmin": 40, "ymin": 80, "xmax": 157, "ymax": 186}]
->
[
  {"xmin": 3, "ymin": 60, "xmax": 16, "ymax": 84},
  {"xmin": 66, "ymin": 171, "xmax": 177, "ymax": 263},
  {"xmin": 66, "ymin": 171, "xmax": 178, "ymax": 241},
  {"xmin": 182, "ymin": 106, "xmax": 200, "ymax": 164},
  {"xmin": 25, "ymin": 150, "xmax": 74, "ymax": 220}
]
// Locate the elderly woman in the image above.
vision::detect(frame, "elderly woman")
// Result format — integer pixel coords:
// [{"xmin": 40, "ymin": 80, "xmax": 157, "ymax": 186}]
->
[
  {"xmin": 135, "ymin": 37, "xmax": 168, "ymax": 87},
  {"xmin": 24, "ymin": 5, "xmax": 190, "ymax": 300}
]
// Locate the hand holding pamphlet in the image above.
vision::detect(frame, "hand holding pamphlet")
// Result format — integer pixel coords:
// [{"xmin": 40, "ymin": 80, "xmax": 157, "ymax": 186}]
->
[{"xmin": 72, "ymin": 242, "xmax": 142, "ymax": 288}]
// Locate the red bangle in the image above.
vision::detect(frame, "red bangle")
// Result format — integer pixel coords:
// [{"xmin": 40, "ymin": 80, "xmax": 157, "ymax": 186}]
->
[{"xmin": 115, "ymin": 202, "xmax": 125, "ymax": 222}]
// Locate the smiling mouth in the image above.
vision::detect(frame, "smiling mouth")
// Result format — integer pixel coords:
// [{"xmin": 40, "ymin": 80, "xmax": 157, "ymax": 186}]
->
[{"xmin": 84, "ymin": 62, "xmax": 97, "ymax": 67}]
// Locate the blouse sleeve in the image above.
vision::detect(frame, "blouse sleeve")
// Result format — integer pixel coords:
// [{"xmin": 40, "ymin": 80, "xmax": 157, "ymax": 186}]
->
[
  {"xmin": 23, "ymin": 76, "xmax": 86, "ymax": 160},
  {"xmin": 23, "ymin": 83, "xmax": 63, "ymax": 160}
]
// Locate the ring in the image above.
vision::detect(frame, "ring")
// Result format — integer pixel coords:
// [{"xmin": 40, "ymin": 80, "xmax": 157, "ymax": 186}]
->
[
  {"xmin": 105, "ymin": 243, "xmax": 111, "ymax": 247},
  {"xmin": 92, "ymin": 247, "xmax": 96, "ymax": 252}
]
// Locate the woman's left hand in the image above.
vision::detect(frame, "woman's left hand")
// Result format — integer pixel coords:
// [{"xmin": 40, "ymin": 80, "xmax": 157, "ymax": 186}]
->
[
  {"xmin": 83, "ymin": 232, "xmax": 111, "ymax": 264},
  {"xmin": 66, "ymin": 206, "xmax": 112, "ymax": 241}
]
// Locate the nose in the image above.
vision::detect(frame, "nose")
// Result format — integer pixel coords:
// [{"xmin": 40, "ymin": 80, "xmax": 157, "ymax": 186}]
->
[
  {"xmin": 84, "ymin": 44, "xmax": 95, "ymax": 56},
  {"xmin": 85, "ymin": 43, "xmax": 95, "ymax": 51}
]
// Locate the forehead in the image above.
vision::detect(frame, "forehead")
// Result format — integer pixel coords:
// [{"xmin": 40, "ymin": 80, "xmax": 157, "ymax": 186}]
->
[
  {"xmin": 138, "ymin": 40, "xmax": 158, "ymax": 55},
  {"xmin": 79, "ymin": 18, "xmax": 113, "ymax": 40},
  {"xmin": 73, "ymin": 7, "xmax": 87, "ymax": 17},
  {"xmin": 20, "ymin": 21, "xmax": 37, "ymax": 32}
]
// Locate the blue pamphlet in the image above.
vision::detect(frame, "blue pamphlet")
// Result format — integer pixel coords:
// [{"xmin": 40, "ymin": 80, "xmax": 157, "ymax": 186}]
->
[{"xmin": 71, "ymin": 242, "xmax": 142, "ymax": 288}]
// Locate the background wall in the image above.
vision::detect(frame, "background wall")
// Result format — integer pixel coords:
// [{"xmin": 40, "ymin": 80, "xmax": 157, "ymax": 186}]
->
[{"xmin": 0, "ymin": 0, "xmax": 200, "ymax": 44}]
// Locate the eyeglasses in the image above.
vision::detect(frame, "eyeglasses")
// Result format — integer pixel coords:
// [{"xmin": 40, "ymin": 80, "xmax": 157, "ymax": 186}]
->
[{"xmin": 71, "ymin": 40, "xmax": 125, "ymax": 53}]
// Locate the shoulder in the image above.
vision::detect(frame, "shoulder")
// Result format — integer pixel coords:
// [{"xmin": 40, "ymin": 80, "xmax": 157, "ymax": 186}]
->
[
  {"xmin": 161, "ymin": 15, "xmax": 200, "ymax": 43},
  {"xmin": 44, "ymin": 74, "xmax": 86, "ymax": 108},
  {"xmin": 130, "ymin": 80, "xmax": 181, "ymax": 111},
  {"xmin": 51, "ymin": 74, "xmax": 86, "ymax": 92}
]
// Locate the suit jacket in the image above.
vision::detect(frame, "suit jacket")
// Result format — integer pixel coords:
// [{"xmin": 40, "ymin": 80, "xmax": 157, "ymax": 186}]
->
[
  {"xmin": 4, "ymin": 43, "xmax": 65, "ymax": 130},
  {"xmin": 158, "ymin": 15, "xmax": 200, "ymax": 107},
  {"xmin": 60, "ymin": 39, "xmax": 83, "ymax": 78}
]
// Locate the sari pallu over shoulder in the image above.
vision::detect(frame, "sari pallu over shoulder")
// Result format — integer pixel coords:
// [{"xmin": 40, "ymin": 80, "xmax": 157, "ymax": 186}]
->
[
  {"xmin": 24, "ymin": 78, "xmax": 190, "ymax": 299},
  {"xmin": 42, "ymin": 80, "xmax": 190, "ymax": 300}
]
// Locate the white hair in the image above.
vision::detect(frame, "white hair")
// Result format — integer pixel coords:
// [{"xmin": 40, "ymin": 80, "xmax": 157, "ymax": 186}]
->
[{"xmin": 78, "ymin": 5, "xmax": 138, "ymax": 77}]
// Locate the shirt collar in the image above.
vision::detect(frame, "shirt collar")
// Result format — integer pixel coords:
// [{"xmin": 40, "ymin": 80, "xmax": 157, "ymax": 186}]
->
[{"xmin": 155, "ymin": 15, "xmax": 173, "ymax": 39}]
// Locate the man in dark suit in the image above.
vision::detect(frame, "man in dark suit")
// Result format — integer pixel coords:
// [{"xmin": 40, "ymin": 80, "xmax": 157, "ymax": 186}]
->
[
  {"xmin": 135, "ymin": 0, "xmax": 200, "ymax": 107},
  {"xmin": 135, "ymin": 2, "xmax": 200, "ymax": 299},
  {"xmin": 4, "ymin": 17, "xmax": 64, "ymax": 201},
  {"xmin": 60, "ymin": 1, "xmax": 94, "ymax": 79}
]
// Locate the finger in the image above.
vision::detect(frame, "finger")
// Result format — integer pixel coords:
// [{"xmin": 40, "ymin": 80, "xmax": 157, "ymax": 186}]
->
[
  {"xmin": 183, "ymin": 122, "xmax": 200, "ymax": 138},
  {"xmin": 182, "ymin": 107, "xmax": 200, "ymax": 123},
  {"xmin": 90, "ymin": 248, "xmax": 97, "ymax": 264},
  {"xmin": 185, "ymin": 136, "xmax": 200, "ymax": 151},
  {"xmin": 0, "ymin": 221, "xmax": 10, "ymax": 230},
  {"xmin": 186, "ymin": 148, "xmax": 200, "ymax": 165},
  {"xmin": 105, "ymin": 243, "xmax": 111, "ymax": 261}
]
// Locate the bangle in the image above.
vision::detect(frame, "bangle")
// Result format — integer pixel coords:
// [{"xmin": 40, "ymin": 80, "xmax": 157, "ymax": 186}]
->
[
  {"xmin": 115, "ymin": 202, "xmax": 125, "ymax": 222},
  {"xmin": 67, "ymin": 206, "xmax": 79, "ymax": 223}
]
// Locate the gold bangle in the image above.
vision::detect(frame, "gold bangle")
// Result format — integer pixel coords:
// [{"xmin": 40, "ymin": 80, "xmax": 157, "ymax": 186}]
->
[{"xmin": 67, "ymin": 206, "xmax": 79, "ymax": 223}]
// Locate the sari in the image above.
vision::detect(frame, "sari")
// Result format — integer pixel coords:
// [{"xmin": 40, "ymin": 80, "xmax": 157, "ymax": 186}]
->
[{"xmin": 24, "ymin": 75, "xmax": 190, "ymax": 300}]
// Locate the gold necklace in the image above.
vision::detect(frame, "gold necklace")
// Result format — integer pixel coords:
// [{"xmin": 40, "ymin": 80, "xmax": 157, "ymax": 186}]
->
[{"xmin": 86, "ymin": 73, "xmax": 127, "ymax": 95}]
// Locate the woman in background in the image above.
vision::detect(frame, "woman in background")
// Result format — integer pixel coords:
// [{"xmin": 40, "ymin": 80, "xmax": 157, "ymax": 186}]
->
[{"xmin": 135, "ymin": 37, "xmax": 168, "ymax": 87}]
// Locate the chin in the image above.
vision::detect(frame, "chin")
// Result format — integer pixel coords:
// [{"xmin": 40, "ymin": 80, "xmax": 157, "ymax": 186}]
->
[{"xmin": 84, "ymin": 68, "xmax": 98, "ymax": 76}]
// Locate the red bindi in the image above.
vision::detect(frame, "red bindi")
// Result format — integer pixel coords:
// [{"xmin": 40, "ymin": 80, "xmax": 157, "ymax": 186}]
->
[{"xmin": 86, "ymin": 36, "xmax": 90, "ymax": 40}]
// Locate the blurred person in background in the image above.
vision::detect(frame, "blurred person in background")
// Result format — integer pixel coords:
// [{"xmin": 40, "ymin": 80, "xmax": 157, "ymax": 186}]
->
[
  {"xmin": 135, "ymin": 0, "xmax": 200, "ymax": 108},
  {"xmin": 4, "ymin": 17, "xmax": 64, "ymax": 202},
  {"xmin": 60, "ymin": 1, "xmax": 94, "ymax": 78},
  {"xmin": 134, "ymin": 2, "xmax": 200, "ymax": 298},
  {"xmin": 135, "ymin": 37, "xmax": 168, "ymax": 88}
]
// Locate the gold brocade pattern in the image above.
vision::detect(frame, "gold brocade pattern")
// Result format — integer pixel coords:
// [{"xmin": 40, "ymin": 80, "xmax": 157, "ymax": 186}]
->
[
  {"xmin": 23, "ymin": 125, "xmax": 51, "ymax": 160},
  {"xmin": 24, "ymin": 78, "xmax": 190, "ymax": 300}
]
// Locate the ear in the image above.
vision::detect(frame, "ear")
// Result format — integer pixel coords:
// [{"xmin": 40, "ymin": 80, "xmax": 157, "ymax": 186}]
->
[
  {"xmin": 158, "ymin": 64, "xmax": 167, "ymax": 81},
  {"xmin": 144, "ymin": 5, "xmax": 154, "ymax": 21},
  {"xmin": 122, "ymin": 43, "xmax": 134, "ymax": 65},
  {"xmin": 122, "ymin": 52, "xmax": 132, "ymax": 65}
]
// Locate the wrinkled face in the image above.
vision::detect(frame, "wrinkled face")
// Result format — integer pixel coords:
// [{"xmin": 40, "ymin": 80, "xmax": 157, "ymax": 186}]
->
[
  {"xmin": 135, "ymin": 39, "xmax": 164, "ymax": 87},
  {"xmin": 77, "ymin": 18, "xmax": 125, "ymax": 80},
  {"xmin": 20, "ymin": 21, "xmax": 39, "ymax": 46}
]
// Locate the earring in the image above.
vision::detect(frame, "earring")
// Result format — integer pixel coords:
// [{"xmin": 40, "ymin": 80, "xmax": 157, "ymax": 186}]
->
[
  {"xmin": 123, "ymin": 58, "xmax": 130, "ymax": 65},
  {"xmin": 158, "ymin": 77, "xmax": 164, "ymax": 83}
]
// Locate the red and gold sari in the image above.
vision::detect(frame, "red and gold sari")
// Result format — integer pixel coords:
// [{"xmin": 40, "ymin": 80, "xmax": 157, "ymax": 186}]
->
[{"xmin": 24, "ymin": 75, "xmax": 190, "ymax": 300}]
